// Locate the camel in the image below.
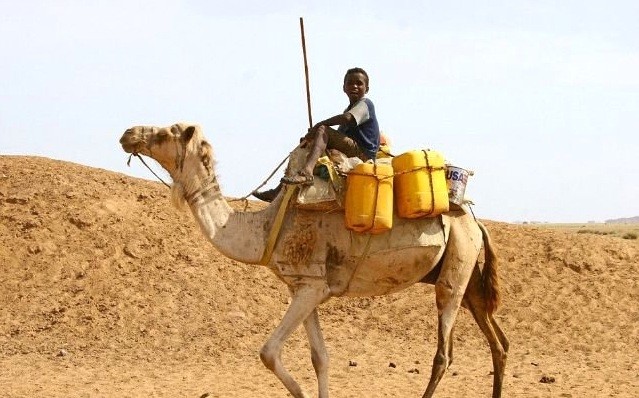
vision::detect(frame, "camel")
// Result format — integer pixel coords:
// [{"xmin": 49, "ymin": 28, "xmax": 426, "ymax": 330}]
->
[{"xmin": 119, "ymin": 123, "xmax": 509, "ymax": 398}]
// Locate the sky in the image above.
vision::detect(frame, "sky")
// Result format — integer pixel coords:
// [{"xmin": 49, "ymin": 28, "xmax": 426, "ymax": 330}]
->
[{"xmin": 1, "ymin": 0, "xmax": 638, "ymax": 223}]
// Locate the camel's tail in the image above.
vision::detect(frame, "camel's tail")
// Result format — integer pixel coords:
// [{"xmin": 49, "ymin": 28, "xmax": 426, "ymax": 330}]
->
[{"xmin": 478, "ymin": 221, "xmax": 500, "ymax": 314}]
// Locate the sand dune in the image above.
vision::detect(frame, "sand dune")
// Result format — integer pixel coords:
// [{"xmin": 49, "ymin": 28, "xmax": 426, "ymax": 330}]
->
[{"xmin": 1, "ymin": 156, "xmax": 637, "ymax": 397}]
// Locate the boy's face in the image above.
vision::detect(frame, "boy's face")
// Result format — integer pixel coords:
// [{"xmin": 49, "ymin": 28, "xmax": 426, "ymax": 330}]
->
[{"xmin": 343, "ymin": 72, "xmax": 369, "ymax": 103}]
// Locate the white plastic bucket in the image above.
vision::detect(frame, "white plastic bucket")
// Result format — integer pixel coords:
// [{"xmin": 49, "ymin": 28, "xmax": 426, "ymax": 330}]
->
[{"xmin": 445, "ymin": 166, "xmax": 472, "ymax": 205}]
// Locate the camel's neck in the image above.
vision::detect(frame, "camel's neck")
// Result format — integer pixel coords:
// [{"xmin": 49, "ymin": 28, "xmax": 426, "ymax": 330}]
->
[{"xmin": 185, "ymin": 178, "xmax": 274, "ymax": 265}]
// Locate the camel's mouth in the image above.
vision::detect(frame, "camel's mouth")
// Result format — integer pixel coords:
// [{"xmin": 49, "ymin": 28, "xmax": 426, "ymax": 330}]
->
[{"xmin": 119, "ymin": 128, "xmax": 144, "ymax": 154}]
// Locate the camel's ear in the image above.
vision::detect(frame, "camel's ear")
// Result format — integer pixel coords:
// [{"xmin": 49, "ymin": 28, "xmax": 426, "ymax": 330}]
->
[{"xmin": 183, "ymin": 125, "xmax": 196, "ymax": 142}]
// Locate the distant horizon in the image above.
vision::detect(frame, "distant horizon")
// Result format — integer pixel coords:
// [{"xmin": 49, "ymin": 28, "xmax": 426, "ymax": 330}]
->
[
  {"xmin": 2, "ymin": 152, "xmax": 637, "ymax": 225},
  {"xmin": 512, "ymin": 217, "xmax": 639, "ymax": 225}
]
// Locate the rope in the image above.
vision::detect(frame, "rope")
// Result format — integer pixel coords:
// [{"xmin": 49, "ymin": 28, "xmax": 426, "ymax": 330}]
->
[
  {"xmin": 422, "ymin": 149, "xmax": 436, "ymax": 216},
  {"xmin": 468, "ymin": 202, "xmax": 477, "ymax": 221},
  {"xmin": 127, "ymin": 153, "xmax": 171, "ymax": 188},
  {"xmin": 346, "ymin": 164, "xmax": 446, "ymax": 180},
  {"xmin": 229, "ymin": 143, "xmax": 303, "ymax": 203},
  {"xmin": 126, "ymin": 143, "xmax": 301, "ymax": 209},
  {"xmin": 357, "ymin": 163, "xmax": 382, "ymax": 234},
  {"xmin": 343, "ymin": 232, "xmax": 373, "ymax": 292}
]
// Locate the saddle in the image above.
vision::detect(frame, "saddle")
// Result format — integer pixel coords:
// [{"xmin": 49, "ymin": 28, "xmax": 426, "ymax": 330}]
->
[{"xmin": 294, "ymin": 151, "xmax": 353, "ymax": 211}]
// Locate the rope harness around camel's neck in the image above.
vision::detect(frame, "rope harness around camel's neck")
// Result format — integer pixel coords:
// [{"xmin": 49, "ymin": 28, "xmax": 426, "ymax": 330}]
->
[{"xmin": 184, "ymin": 174, "xmax": 223, "ymax": 206}]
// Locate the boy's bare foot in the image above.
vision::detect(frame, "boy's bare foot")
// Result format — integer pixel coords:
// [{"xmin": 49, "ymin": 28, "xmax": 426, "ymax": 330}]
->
[{"xmin": 281, "ymin": 171, "xmax": 314, "ymax": 185}]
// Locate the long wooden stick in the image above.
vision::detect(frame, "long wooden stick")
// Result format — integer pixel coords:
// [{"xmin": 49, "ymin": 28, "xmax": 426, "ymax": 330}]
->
[{"xmin": 300, "ymin": 17, "xmax": 313, "ymax": 128}]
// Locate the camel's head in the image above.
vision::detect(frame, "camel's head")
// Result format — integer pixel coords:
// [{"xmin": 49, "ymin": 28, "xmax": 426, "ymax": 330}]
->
[
  {"xmin": 120, "ymin": 123, "xmax": 216, "ymax": 207},
  {"xmin": 120, "ymin": 122, "xmax": 213, "ymax": 174}
]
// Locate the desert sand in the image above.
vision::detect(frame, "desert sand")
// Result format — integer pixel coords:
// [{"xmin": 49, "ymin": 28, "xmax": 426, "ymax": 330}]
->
[{"xmin": 1, "ymin": 155, "xmax": 637, "ymax": 397}]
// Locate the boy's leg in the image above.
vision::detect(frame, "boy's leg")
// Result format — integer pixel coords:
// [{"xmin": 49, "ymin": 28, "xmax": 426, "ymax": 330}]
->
[
  {"xmin": 325, "ymin": 129, "xmax": 367, "ymax": 160},
  {"xmin": 252, "ymin": 183, "xmax": 282, "ymax": 202},
  {"xmin": 303, "ymin": 126, "xmax": 329, "ymax": 174},
  {"xmin": 281, "ymin": 127, "xmax": 366, "ymax": 185},
  {"xmin": 281, "ymin": 127, "xmax": 328, "ymax": 185}
]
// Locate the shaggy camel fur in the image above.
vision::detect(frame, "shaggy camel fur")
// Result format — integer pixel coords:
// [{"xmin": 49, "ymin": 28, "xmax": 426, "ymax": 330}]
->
[{"xmin": 120, "ymin": 123, "xmax": 509, "ymax": 398}]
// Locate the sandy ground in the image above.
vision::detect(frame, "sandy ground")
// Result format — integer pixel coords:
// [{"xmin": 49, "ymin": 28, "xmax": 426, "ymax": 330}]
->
[{"xmin": 1, "ymin": 155, "xmax": 637, "ymax": 397}]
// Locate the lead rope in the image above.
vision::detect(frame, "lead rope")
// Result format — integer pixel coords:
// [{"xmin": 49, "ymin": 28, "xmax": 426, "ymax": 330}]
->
[
  {"xmin": 127, "ymin": 144, "xmax": 299, "ymax": 212},
  {"xmin": 127, "ymin": 153, "xmax": 171, "ymax": 188},
  {"xmin": 228, "ymin": 143, "xmax": 303, "ymax": 207}
]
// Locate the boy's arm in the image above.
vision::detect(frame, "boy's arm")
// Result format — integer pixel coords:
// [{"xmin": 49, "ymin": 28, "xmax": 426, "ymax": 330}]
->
[
  {"xmin": 302, "ymin": 112, "xmax": 356, "ymax": 142},
  {"xmin": 314, "ymin": 112, "xmax": 356, "ymax": 129}
]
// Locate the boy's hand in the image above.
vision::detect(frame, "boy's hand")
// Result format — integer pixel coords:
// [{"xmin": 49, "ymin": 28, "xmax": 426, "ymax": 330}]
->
[
  {"xmin": 303, "ymin": 127, "xmax": 318, "ymax": 141},
  {"xmin": 299, "ymin": 129, "xmax": 314, "ymax": 147}
]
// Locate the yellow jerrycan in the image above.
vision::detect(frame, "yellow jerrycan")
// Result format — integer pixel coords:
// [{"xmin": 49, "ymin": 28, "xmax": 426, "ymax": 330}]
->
[
  {"xmin": 392, "ymin": 150, "xmax": 449, "ymax": 218},
  {"xmin": 345, "ymin": 162, "xmax": 394, "ymax": 234}
]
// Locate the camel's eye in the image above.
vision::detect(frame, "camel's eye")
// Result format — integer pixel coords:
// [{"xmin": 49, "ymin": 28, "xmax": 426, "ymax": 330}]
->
[{"xmin": 154, "ymin": 130, "xmax": 170, "ymax": 145}]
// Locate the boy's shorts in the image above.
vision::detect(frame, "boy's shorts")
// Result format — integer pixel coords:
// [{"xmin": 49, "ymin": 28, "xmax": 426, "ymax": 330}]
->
[{"xmin": 326, "ymin": 128, "xmax": 368, "ymax": 161}]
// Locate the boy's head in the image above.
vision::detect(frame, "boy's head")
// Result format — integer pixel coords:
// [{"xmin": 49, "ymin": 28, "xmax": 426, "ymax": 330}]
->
[
  {"xmin": 344, "ymin": 67, "xmax": 369, "ymax": 86},
  {"xmin": 343, "ymin": 67, "xmax": 369, "ymax": 103}
]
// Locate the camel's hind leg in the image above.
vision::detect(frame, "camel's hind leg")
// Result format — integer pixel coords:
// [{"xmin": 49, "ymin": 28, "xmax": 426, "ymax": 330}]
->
[
  {"xmin": 422, "ymin": 226, "xmax": 478, "ymax": 398},
  {"xmin": 463, "ymin": 264, "xmax": 508, "ymax": 398}
]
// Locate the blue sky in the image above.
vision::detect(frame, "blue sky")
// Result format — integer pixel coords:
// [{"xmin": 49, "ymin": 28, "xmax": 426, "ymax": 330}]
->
[{"xmin": 1, "ymin": 1, "xmax": 637, "ymax": 222}]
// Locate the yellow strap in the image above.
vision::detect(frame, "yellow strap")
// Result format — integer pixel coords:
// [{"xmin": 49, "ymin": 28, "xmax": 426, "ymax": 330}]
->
[{"xmin": 259, "ymin": 184, "xmax": 298, "ymax": 265}]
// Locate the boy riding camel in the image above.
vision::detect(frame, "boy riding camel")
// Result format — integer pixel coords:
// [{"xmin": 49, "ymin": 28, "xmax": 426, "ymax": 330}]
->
[
  {"xmin": 282, "ymin": 67, "xmax": 380, "ymax": 185},
  {"xmin": 253, "ymin": 67, "xmax": 380, "ymax": 201}
]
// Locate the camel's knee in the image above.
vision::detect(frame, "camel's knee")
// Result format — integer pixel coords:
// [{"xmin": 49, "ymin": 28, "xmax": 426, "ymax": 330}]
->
[
  {"xmin": 434, "ymin": 278, "xmax": 453, "ymax": 296},
  {"xmin": 497, "ymin": 328, "xmax": 510, "ymax": 353},
  {"xmin": 490, "ymin": 316, "xmax": 510, "ymax": 353},
  {"xmin": 432, "ymin": 351, "xmax": 448, "ymax": 368},
  {"xmin": 492, "ymin": 346, "xmax": 508, "ymax": 366},
  {"xmin": 501, "ymin": 335, "xmax": 510, "ymax": 353},
  {"xmin": 435, "ymin": 280, "xmax": 459, "ymax": 311},
  {"xmin": 260, "ymin": 343, "xmax": 278, "ymax": 371},
  {"xmin": 446, "ymin": 340, "xmax": 454, "ymax": 369},
  {"xmin": 310, "ymin": 347, "xmax": 329, "ymax": 374}
]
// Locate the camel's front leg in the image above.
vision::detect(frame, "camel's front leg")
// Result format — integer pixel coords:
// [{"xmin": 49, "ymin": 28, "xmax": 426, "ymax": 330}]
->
[
  {"xmin": 260, "ymin": 281, "xmax": 330, "ymax": 398},
  {"xmin": 303, "ymin": 309, "xmax": 329, "ymax": 398}
]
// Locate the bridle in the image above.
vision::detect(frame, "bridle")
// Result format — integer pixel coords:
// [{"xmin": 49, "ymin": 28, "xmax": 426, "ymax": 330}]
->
[
  {"xmin": 125, "ymin": 127, "xmax": 224, "ymax": 206},
  {"xmin": 126, "ymin": 153, "xmax": 171, "ymax": 188},
  {"xmin": 128, "ymin": 150, "xmax": 223, "ymax": 207},
  {"xmin": 125, "ymin": 125, "xmax": 185, "ymax": 189}
]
